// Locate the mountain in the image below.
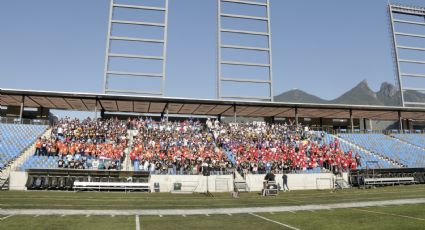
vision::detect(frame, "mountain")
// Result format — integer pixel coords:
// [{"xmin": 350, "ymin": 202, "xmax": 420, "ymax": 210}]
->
[
  {"xmin": 274, "ymin": 89, "xmax": 327, "ymax": 104},
  {"xmin": 331, "ymin": 80, "xmax": 383, "ymax": 105},
  {"xmin": 274, "ymin": 80, "xmax": 424, "ymax": 106},
  {"xmin": 376, "ymin": 82, "xmax": 401, "ymax": 106},
  {"xmin": 404, "ymin": 90, "xmax": 425, "ymax": 106}
]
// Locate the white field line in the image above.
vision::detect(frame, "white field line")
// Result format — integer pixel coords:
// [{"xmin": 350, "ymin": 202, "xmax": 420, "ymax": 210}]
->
[
  {"xmin": 0, "ymin": 215, "xmax": 13, "ymax": 221},
  {"xmin": 0, "ymin": 198, "xmax": 423, "ymax": 216},
  {"xmin": 135, "ymin": 215, "xmax": 140, "ymax": 230},
  {"xmin": 355, "ymin": 208, "xmax": 425, "ymax": 221},
  {"xmin": 249, "ymin": 213, "xmax": 300, "ymax": 230}
]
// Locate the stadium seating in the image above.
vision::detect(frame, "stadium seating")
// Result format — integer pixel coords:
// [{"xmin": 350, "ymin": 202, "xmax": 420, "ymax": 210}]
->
[
  {"xmin": 338, "ymin": 134, "xmax": 425, "ymax": 168},
  {"xmin": 321, "ymin": 132, "xmax": 392, "ymax": 169},
  {"xmin": 0, "ymin": 124, "xmax": 48, "ymax": 171},
  {"xmin": 392, "ymin": 134, "xmax": 425, "ymax": 148},
  {"xmin": 10, "ymin": 117, "xmax": 425, "ymax": 173},
  {"xmin": 20, "ymin": 156, "xmax": 59, "ymax": 171}
]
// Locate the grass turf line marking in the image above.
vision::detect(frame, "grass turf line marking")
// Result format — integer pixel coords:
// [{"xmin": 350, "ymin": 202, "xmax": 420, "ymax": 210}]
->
[
  {"xmin": 355, "ymin": 208, "xmax": 425, "ymax": 221},
  {"xmin": 249, "ymin": 213, "xmax": 300, "ymax": 230},
  {"xmin": 135, "ymin": 215, "xmax": 140, "ymax": 230},
  {"xmin": 0, "ymin": 215, "xmax": 12, "ymax": 221}
]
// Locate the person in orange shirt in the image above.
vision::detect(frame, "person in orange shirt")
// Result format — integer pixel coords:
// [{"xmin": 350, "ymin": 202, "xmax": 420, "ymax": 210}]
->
[{"xmin": 34, "ymin": 138, "xmax": 42, "ymax": 156}]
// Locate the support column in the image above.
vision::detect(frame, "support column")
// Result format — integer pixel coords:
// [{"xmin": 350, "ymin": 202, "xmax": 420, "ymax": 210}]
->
[
  {"xmin": 166, "ymin": 105, "xmax": 169, "ymax": 122},
  {"xmin": 363, "ymin": 118, "xmax": 367, "ymax": 131},
  {"xmin": 94, "ymin": 100, "xmax": 98, "ymax": 120},
  {"xmin": 101, "ymin": 109, "xmax": 105, "ymax": 119},
  {"xmin": 319, "ymin": 117, "xmax": 323, "ymax": 131},
  {"xmin": 19, "ymin": 96, "xmax": 25, "ymax": 122},
  {"xmin": 349, "ymin": 109, "xmax": 354, "ymax": 133},
  {"xmin": 217, "ymin": 114, "xmax": 222, "ymax": 122},
  {"xmin": 398, "ymin": 111, "xmax": 403, "ymax": 132},
  {"xmin": 369, "ymin": 119, "xmax": 373, "ymax": 131},
  {"xmin": 233, "ymin": 105, "xmax": 237, "ymax": 123},
  {"xmin": 295, "ymin": 107, "xmax": 299, "ymax": 126}
]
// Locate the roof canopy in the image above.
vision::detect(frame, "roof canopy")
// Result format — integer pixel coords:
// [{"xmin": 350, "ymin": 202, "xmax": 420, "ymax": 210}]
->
[{"xmin": 1, "ymin": 88, "xmax": 425, "ymax": 120}]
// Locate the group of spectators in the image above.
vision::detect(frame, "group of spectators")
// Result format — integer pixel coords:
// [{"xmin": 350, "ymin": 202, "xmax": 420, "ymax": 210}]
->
[
  {"xmin": 129, "ymin": 117, "xmax": 234, "ymax": 175},
  {"xmin": 35, "ymin": 117, "xmax": 361, "ymax": 174},
  {"xmin": 35, "ymin": 117, "xmax": 128, "ymax": 170},
  {"xmin": 212, "ymin": 121, "xmax": 361, "ymax": 175}
]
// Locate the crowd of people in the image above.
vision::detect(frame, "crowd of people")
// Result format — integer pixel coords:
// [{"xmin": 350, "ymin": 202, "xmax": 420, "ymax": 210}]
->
[
  {"xmin": 129, "ymin": 117, "xmax": 233, "ymax": 175},
  {"xmin": 34, "ymin": 117, "xmax": 128, "ymax": 170},
  {"xmin": 212, "ymin": 121, "xmax": 361, "ymax": 175},
  {"xmin": 35, "ymin": 117, "xmax": 361, "ymax": 174}
]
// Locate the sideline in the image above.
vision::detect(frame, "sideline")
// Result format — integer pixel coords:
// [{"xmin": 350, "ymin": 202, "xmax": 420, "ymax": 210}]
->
[
  {"xmin": 355, "ymin": 208, "xmax": 425, "ymax": 221},
  {"xmin": 0, "ymin": 198, "xmax": 424, "ymax": 216}
]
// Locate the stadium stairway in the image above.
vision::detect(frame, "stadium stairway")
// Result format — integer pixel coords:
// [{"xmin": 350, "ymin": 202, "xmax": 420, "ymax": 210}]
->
[
  {"xmin": 0, "ymin": 126, "xmax": 51, "ymax": 189},
  {"xmin": 234, "ymin": 170, "xmax": 248, "ymax": 192},
  {"xmin": 224, "ymin": 149, "xmax": 236, "ymax": 165},
  {"xmin": 123, "ymin": 129, "xmax": 136, "ymax": 171},
  {"xmin": 328, "ymin": 133, "xmax": 402, "ymax": 168}
]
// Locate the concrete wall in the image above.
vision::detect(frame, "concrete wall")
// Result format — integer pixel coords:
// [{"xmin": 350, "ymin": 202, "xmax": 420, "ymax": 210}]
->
[
  {"xmin": 9, "ymin": 171, "xmax": 27, "ymax": 190},
  {"xmin": 245, "ymin": 173, "xmax": 336, "ymax": 191},
  {"xmin": 9, "ymin": 171, "xmax": 347, "ymax": 192},
  {"xmin": 150, "ymin": 175, "xmax": 234, "ymax": 193}
]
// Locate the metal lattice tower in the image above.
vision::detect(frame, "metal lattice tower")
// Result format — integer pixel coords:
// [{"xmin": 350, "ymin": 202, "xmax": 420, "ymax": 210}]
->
[
  {"xmin": 389, "ymin": 4, "xmax": 425, "ymax": 107},
  {"xmin": 103, "ymin": 0, "xmax": 169, "ymax": 96},
  {"xmin": 217, "ymin": 0, "xmax": 274, "ymax": 101}
]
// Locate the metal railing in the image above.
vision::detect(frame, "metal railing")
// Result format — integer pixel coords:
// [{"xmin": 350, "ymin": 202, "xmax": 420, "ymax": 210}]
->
[{"xmin": 0, "ymin": 117, "xmax": 50, "ymax": 125}]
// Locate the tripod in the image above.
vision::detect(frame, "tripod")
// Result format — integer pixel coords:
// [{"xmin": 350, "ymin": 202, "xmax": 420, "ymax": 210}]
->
[{"xmin": 202, "ymin": 175, "xmax": 214, "ymax": 197}]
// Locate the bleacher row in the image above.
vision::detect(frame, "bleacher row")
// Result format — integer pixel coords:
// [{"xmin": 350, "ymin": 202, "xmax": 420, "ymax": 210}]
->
[
  {"xmin": 339, "ymin": 134, "xmax": 425, "ymax": 168},
  {"xmin": 1, "ymin": 123, "xmax": 425, "ymax": 172},
  {"xmin": 0, "ymin": 124, "xmax": 48, "ymax": 171}
]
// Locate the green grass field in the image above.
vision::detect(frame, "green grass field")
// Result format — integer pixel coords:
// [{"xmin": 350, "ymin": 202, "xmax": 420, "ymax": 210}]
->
[
  {"xmin": 1, "ymin": 185, "xmax": 425, "ymax": 210},
  {"xmin": 0, "ymin": 185, "xmax": 424, "ymax": 230}
]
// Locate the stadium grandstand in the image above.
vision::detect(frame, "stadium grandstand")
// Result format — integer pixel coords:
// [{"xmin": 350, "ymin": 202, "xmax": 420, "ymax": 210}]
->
[
  {"xmin": 1, "ymin": 0, "xmax": 425, "ymax": 229},
  {"xmin": 1, "ymin": 88, "xmax": 425, "ymax": 189}
]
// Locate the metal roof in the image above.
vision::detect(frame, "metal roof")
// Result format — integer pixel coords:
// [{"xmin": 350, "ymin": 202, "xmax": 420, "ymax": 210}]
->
[{"xmin": 1, "ymin": 88, "xmax": 425, "ymax": 120}]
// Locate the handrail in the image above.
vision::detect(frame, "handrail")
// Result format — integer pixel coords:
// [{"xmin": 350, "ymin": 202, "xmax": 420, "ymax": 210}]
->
[{"xmin": 0, "ymin": 117, "xmax": 50, "ymax": 125}]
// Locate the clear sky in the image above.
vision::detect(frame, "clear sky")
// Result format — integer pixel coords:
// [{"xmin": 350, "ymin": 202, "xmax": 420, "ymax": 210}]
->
[{"xmin": 0, "ymin": 0, "xmax": 424, "ymax": 101}]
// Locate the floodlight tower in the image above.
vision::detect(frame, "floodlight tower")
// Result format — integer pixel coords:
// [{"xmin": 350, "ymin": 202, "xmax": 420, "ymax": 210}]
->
[
  {"xmin": 388, "ymin": 3, "xmax": 425, "ymax": 107},
  {"xmin": 103, "ymin": 0, "xmax": 169, "ymax": 96},
  {"xmin": 217, "ymin": 0, "xmax": 274, "ymax": 101}
]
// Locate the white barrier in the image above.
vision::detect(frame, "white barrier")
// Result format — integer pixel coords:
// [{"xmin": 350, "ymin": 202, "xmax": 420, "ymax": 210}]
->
[
  {"xmin": 9, "ymin": 171, "xmax": 341, "ymax": 192},
  {"xmin": 245, "ymin": 173, "xmax": 336, "ymax": 191},
  {"xmin": 149, "ymin": 175, "xmax": 234, "ymax": 193},
  {"xmin": 73, "ymin": 181, "xmax": 150, "ymax": 191},
  {"xmin": 9, "ymin": 171, "xmax": 27, "ymax": 190}
]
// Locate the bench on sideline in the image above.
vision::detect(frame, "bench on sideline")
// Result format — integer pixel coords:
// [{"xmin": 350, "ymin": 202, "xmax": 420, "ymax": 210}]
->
[
  {"xmin": 73, "ymin": 181, "xmax": 150, "ymax": 192},
  {"xmin": 364, "ymin": 177, "xmax": 416, "ymax": 186}
]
